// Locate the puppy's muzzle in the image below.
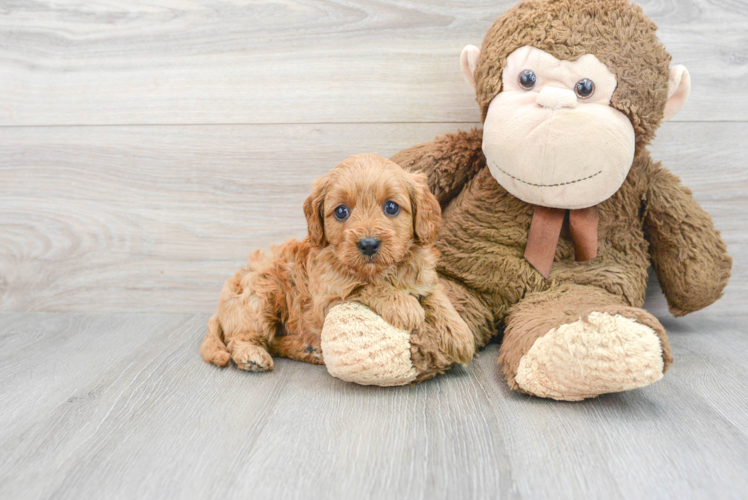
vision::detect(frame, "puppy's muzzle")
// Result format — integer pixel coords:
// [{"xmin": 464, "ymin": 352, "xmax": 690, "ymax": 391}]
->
[{"xmin": 357, "ymin": 237, "xmax": 381, "ymax": 257}]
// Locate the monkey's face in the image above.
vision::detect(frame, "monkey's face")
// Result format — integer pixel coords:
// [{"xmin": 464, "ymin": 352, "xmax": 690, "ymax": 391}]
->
[{"xmin": 481, "ymin": 46, "xmax": 636, "ymax": 210}]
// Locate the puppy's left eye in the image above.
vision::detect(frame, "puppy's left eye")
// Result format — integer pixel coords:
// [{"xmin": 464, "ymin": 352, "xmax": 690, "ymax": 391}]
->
[{"xmin": 383, "ymin": 200, "xmax": 400, "ymax": 216}]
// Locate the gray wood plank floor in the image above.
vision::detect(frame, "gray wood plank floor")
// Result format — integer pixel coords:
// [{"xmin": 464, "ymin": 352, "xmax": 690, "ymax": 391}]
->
[{"xmin": 1, "ymin": 312, "xmax": 746, "ymax": 500}]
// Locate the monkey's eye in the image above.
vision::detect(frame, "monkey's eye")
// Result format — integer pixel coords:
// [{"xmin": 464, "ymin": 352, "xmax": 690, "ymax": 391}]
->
[
  {"xmin": 334, "ymin": 205, "xmax": 350, "ymax": 221},
  {"xmin": 383, "ymin": 200, "xmax": 400, "ymax": 216},
  {"xmin": 575, "ymin": 78, "xmax": 595, "ymax": 99},
  {"xmin": 518, "ymin": 69, "xmax": 537, "ymax": 90}
]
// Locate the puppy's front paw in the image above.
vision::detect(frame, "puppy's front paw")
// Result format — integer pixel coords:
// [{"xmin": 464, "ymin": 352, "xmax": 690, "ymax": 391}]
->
[
  {"xmin": 381, "ymin": 299, "xmax": 426, "ymax": 332},
  {"xmin": 231, "ymin": 343, "xmax": 274, "ymax": 372}
]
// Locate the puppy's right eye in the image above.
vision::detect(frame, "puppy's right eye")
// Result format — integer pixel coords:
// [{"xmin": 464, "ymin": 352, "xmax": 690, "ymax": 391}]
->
[
  {"xmin": 333, "ymin": 205, "xmax": 349, "ymax": 221},
  {"xmin": 383, "ymin": 200, "xmax": 400, "ymax": 216}
]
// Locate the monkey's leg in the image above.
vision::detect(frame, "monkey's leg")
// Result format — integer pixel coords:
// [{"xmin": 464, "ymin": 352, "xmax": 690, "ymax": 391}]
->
[{"xmin": 499, "ymin": 284, "xmax": 672, "ymax": 401}]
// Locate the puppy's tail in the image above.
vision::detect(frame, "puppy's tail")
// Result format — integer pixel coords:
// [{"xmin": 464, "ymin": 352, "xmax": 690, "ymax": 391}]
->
[{"xmin": 201, "ymin": 315, "xmax": 231, "ymax": 367}]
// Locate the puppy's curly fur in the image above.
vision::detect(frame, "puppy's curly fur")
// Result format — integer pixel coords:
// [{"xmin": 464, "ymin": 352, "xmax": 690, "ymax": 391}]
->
[{"xmin": 200, "ymin": 154, "xmax": 474, "ymax": 379}]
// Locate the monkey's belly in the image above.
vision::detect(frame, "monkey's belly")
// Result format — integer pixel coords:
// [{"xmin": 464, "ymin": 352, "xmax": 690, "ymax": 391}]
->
[{"xmin": 435, "ymin": 167, "xmax": 649, "ymax": 308}]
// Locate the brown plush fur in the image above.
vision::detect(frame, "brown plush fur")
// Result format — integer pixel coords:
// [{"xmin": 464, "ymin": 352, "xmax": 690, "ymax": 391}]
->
[
  {"xmin": 200, "ymin": 154, "xmax": 474, "ymax": 375},
  {"xmin": 391, "ymin": 0, "xmax": 732, "ymax": 392}
]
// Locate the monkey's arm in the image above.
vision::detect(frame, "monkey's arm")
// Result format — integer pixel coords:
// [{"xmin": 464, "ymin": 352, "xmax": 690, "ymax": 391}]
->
[
  {"xmin": 391, "ymin": 128, "xmax": 484, "ymax": 207},
  {"xmin": 643, "ymin": 167, "xmax": 732, "ymax": 316}
]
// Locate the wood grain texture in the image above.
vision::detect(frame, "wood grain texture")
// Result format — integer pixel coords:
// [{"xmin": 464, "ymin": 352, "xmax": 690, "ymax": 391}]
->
[
  {"xmin": 0, "ymin": 122, "xmax": 466, "ymax": 312},
  {"xmin": 0, "ymin": 0, "xmax": 746, "ymax": 126},
  {"xmin": 0, "ymin": 312, "xmax": 746, "ymax": 499},
  {"xmin": 1, "ymin": 121, "xmax": 745, "ymax": 314}
]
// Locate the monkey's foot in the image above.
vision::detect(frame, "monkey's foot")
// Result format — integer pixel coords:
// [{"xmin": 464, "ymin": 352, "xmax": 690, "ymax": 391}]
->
[{"xmin": 514, "ymin": 312, "xmax": 666, "ymax": 401}]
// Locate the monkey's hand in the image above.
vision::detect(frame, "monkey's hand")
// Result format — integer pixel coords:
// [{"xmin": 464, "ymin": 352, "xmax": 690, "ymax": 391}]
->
[
  {"xmin": 391, "ymin": 128, "xmax": 485, "ymax": 208},
  {"xmin": 644, "ymin": 167, "xmax": 732, "ymax": 316}
]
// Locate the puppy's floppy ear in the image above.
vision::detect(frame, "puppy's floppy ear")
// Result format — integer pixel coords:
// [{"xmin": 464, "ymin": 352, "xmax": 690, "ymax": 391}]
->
[
  {"xmin": 410, "ymin": 172, "xmax": 441, "ymax": 244},
  {"xmin": 304, "ymin": 176, "xmax": 328, "ymax": 247}
]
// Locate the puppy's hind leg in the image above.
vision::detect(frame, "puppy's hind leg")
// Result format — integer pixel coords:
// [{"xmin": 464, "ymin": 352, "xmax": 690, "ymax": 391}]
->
[
  {"xmin": 222, "ymin": 251, "xmax": 281, "ymax": 372},
  {"xmin": 200, "ymin": 315, "xmax": 231, "ymax": 367},
  {"xmin": 222, "ymin": 308, "xmax": 276, "ymax": 373},
  {"xmin": 201, "ymin": 311, "xmax": 272, "ymax": 371}
]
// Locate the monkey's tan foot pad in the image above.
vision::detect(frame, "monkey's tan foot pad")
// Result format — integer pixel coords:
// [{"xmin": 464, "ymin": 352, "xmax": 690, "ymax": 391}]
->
[
  {"xmin": 321, "ymin": 302, "xmax": 417, "ymax": 386},
  {"xmin": 515, "ymin": 311, "xmax": 665, "ymax": 401}
]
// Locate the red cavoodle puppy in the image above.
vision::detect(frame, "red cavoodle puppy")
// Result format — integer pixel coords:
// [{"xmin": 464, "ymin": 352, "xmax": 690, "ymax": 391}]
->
[{"xmin": 200, "ymin": 154, "xmax": 474, "ymax": 382}]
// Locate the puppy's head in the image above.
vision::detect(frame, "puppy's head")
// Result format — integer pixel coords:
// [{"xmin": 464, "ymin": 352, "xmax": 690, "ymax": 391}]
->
[{"xmin": 304, "ymin": 154, "xmax": 440, "ymax": 277}]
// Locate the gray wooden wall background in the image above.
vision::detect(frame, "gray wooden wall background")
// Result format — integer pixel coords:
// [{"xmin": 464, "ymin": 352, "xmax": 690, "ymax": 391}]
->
[{"xmin": 1, "ymin": 0, "xmax": 746, "ymax": 314}]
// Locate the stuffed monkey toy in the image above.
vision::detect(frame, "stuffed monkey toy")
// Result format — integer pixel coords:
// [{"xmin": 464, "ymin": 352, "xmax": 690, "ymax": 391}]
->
[{"xmin": 321, "ymin": 0, "xmax": 732, "ymax": 400}]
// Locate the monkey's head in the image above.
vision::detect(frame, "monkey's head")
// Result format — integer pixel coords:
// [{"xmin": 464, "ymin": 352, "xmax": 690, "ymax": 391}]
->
[{"xmin": 461, "ymin": 0, "xmax": 690, "ymax": 209}]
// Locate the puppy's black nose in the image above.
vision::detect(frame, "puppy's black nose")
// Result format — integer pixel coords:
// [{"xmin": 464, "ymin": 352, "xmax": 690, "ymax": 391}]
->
[{"xmin": 357, "ymin": 237, "xmax": 381, "ymax": 257}]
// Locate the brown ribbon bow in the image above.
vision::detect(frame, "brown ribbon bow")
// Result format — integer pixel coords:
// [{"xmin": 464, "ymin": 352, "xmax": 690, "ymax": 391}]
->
[{"xmin": 524, "ymin": 205, "xmax": 599, "ymax": 279}]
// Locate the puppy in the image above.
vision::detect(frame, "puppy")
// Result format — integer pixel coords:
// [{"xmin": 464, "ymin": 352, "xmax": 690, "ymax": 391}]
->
[{"xmin": 200, "ymin": 153, "xmax": 473, "ymax": 375}]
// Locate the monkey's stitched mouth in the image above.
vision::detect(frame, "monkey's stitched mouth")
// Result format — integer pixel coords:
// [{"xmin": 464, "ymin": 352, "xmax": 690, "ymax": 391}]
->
[{"xmin": 491, "ymin": 161, "xmax": 602, "ymax": 187}]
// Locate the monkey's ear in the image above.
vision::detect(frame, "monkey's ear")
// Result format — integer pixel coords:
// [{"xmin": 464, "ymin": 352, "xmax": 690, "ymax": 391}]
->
[
  {"xmin": 303, "ymin": 178, "xmax": 327, "ymax": 247},
  {"xmin": 460, "ymin": 45, "xmax": 481, "ymax": 92},
  {"xmin": 663, "ymin": 65, "xmax": 690, "ymax": 122}
]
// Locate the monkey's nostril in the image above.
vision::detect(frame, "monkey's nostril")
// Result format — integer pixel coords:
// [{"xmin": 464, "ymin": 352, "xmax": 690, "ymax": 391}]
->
[{"xmin": 357, "ymin": 237, "xmax": 381, "ymax": 257}]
